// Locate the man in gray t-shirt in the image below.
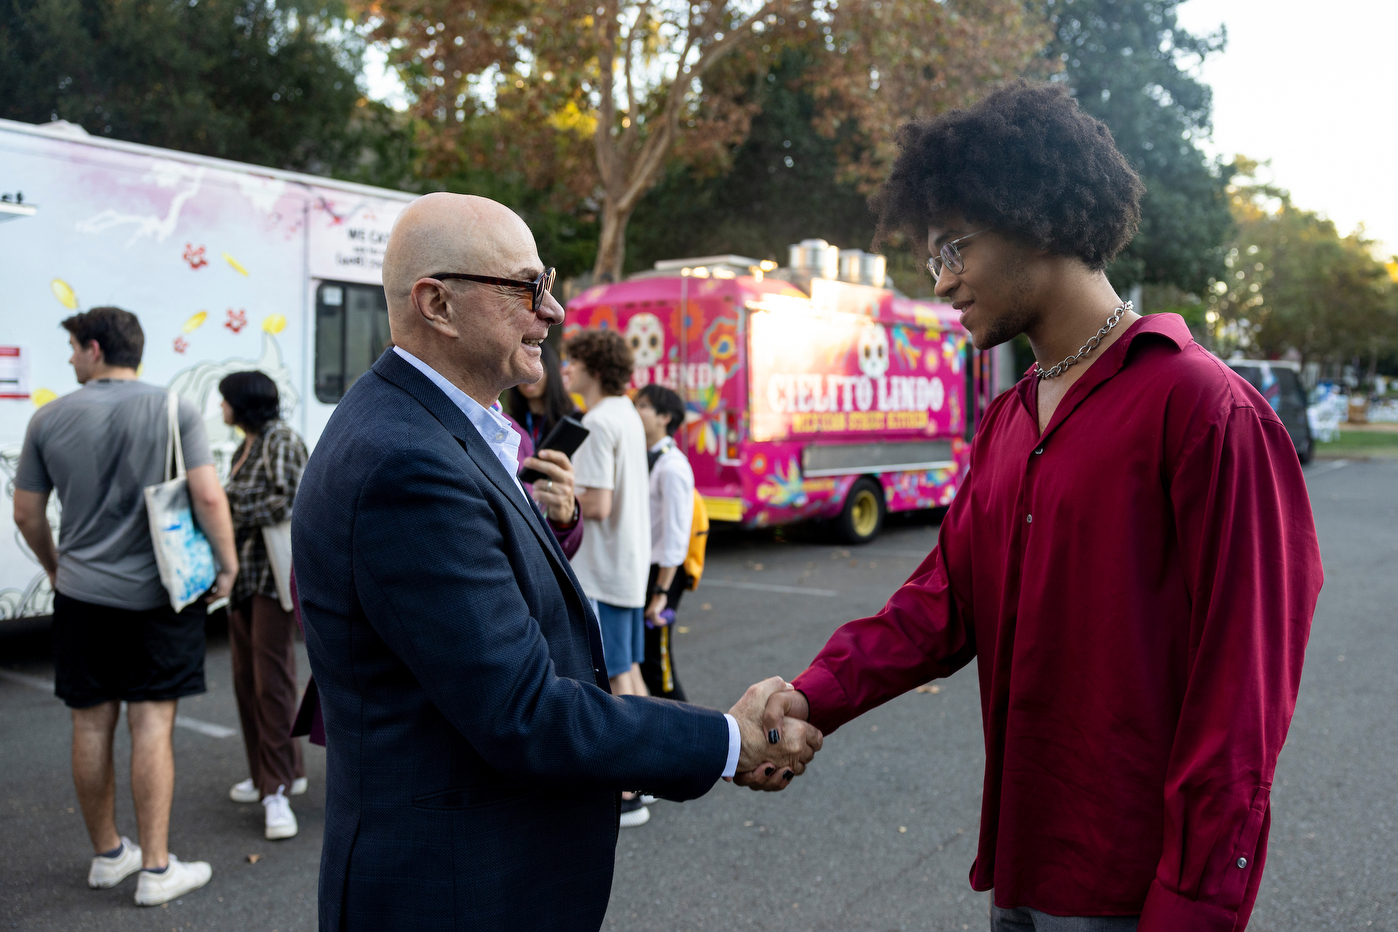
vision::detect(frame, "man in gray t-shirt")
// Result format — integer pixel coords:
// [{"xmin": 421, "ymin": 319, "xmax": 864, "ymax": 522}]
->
[
  {"xmin": 18, "ymin": 378, "xmax": 216, "ymax": 608},
  {"xmin": 12, "ymin": 307, "xmax": 236, "ymax": 907}
]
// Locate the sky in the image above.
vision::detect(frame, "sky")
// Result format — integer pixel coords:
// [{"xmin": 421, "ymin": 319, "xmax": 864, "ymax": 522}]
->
[
  {"xmin": 1175, "ymin": 0, "xmax": 1398, "ymax": 258},
  {"xmin": 361, "ymin": 2, "xmax": 1398, "ymax": 259}
]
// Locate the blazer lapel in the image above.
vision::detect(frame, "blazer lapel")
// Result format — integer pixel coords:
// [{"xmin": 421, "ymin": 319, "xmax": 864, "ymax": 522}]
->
[
  {"xmin": 374, "ymin": 351, "xmax": 559, "ymax": 556},
  {"xmin": 373, "ymin": 351, "xmax": 607, "ymax": 684}
]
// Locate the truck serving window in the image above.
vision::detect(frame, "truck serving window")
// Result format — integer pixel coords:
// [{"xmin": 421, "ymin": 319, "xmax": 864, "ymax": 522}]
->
[{"xmin": 315, "ymin": 281, "xmax": 390, "ymax": 403}]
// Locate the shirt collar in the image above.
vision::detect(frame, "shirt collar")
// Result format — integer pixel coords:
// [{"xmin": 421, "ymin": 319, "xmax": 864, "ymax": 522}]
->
[
  {"xmin": 392, "ymin": 346, "xmax": 520, "ymax": 469},
  {"xmin": 1019, "ymin": 313, "xmax": 1192, "ymax": 382},
  {"xmin": 1014, "ymin": 313, "xmax": 1194, "ymax": 439},
  {"xmin": 649, "ymin": 436, "xmax": 675, "ymax": 454}
]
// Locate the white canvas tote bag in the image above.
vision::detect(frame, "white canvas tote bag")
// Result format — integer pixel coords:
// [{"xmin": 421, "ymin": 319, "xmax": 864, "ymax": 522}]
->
[
  {"xmin": 258, "ymin": 427, "xmax": 295, "ymax": 613},
  {"xmin": 144, "ymin": 390, "xmax": 218, "ymax": 612}
]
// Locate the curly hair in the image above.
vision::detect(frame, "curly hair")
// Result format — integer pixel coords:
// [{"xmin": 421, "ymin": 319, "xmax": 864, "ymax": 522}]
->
[
  {"xmin": 565, "ymin": 329, "xmax": 634, "ymax": 396},
  {"xmin": 872, "ymin": 81, "xmax": 1144, "ymax": 270}
]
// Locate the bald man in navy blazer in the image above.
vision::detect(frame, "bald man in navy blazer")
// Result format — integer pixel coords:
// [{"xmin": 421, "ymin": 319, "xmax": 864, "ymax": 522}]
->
[{"xmin": 292, "ymin": 193, "xmax": 821, "ymax": 932}]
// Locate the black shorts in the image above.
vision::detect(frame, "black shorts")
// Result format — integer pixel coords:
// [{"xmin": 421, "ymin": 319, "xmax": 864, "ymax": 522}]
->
[{"xmin": 52, "ymin": 592, "xmax": 207, "ymax": 709}]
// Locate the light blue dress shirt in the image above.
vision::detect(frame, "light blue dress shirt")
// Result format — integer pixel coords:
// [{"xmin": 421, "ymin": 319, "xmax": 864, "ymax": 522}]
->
[
  {"xmin": 392, "ymin": 346, "xmax": 527, "ymax": 501},
  {"xmin": 392, "ymin": 346, "xmax": 741, "ymax": 779}
]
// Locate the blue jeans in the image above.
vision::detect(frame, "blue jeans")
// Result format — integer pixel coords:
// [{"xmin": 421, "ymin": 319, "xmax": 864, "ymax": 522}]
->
[
  {"xmin": 991, "ymin": 905, "xmax": 1139, "ymax": 931},
  {"xmin": 591, "ymin": 599, "xmax": 645, "ymax": 679}
]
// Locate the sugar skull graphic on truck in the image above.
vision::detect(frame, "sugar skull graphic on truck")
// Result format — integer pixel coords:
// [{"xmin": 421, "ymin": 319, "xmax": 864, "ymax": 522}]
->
[
  {"xmin": 626, "ymin": 313, "xmax": 665, "ymax": 369},
  {"xmin": 857, "ymin": 323, "xmax": 889, "ymax": 379}
]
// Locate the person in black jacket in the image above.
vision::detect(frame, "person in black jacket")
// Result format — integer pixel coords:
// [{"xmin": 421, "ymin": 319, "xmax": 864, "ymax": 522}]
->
[{"xmin": 292, "ymin": 192, "xmax": 822, "ymax": 932}]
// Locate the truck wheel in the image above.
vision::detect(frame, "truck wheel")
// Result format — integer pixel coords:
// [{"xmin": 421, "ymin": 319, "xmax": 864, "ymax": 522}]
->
[{"xmin": 837, "ymin": 478, "xmax": 885, "ymax": 545}]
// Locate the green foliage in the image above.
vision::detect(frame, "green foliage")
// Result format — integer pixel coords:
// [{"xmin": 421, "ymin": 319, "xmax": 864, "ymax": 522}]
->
[
  {"xmin": 626, "ymin": 49, "xmax": 877, "ymax": 276},
  {"xmin": 0, "ymin": 0, "xmax": 383, "ymax": 175},
  {"xmin": 1206, "ymin": 162, "xmax": 1398, "ymax": 368},
  {"xmin": 1047, "ymin": 0, "xmax": 1233, "ymax": 294}
]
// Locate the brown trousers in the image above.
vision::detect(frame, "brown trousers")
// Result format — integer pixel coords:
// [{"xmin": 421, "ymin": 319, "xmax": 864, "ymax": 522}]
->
[{"xmin": 229, "ymin": 594, "xmax": 304, "ymax": 797}]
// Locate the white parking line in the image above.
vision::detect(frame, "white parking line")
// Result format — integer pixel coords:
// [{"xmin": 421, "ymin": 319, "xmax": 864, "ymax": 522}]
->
[
  {"xmin": 701, "ymin": 579, "xmax": 838, "ymax": 597},
  {"xmin": 173, "ymin": 716, "xmax": 238, "ymax": 738},
  {"xmin": 0, "ymin": 668, "xmax": 237, "ymax": 738}
]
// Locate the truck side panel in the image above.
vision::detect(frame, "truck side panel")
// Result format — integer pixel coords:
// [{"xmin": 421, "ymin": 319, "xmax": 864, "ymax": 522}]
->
[{"xmin": 0, "ymin": 125, "xmax": 407, "ymax": 618}]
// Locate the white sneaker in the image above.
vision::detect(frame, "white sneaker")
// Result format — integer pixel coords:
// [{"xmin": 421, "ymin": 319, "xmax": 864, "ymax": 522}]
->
[
  {"xmin": 134, "ymin": 854, "xmax": 212, "ymax": 906},
  {"xmin": 229, "ymin": 778, "xmax": 258, "ymax": 803},
  {"xmin": 640, "ymin": 795, "xmax": 658, "ymax": 805},
  {"xmin": 231, "ymin": 776, "xmax": 307, "ymax": 802},
  {"xmin": 263, "ymin": 786, "xmax": 298, "ymax": 840},
  {"xmin": 618, "ymin": 795, "xmax": 650, "ymax": 828},
  {"xmin": 88, "ymin": 837, "xmax": 142, "ymax": 888}
]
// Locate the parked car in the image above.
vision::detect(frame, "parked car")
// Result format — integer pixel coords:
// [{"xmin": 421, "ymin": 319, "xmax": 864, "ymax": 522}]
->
[{"xmin": 1224, "ymin": 359, "xmax": 1314, "ymax": 463}]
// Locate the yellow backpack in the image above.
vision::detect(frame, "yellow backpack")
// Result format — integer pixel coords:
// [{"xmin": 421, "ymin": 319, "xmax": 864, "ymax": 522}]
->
[{"xmin": 683, "ymin": 491, "xmax": 708, "ymax": 589}]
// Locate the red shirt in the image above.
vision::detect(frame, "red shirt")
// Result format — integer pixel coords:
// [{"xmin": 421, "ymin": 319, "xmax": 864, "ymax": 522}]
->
[{"xmin": 792, "ymin": 315, "xmax": 1322, "ymax": 931}]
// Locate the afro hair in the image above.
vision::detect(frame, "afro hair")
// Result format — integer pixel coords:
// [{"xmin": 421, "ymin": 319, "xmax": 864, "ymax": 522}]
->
[{"xmin": 872, "ymin": 80, "xmax": 1144, "ymax": 270}]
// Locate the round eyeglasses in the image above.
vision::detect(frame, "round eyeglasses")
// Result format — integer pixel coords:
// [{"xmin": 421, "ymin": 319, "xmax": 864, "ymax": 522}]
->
[{"xmin": 926, "ymin": 230, "xmax": 988, "ymax": 283}]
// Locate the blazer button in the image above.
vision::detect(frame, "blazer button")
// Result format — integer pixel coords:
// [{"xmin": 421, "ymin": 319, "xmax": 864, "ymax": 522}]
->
[
  {"xmin": 1034, "ymin": 446, "xmax": 1044, "ymax": 455},
  {"xmin": 1236, "ymin": 857, "xmax": 1247, "ymax": 869},
  {"xmin": 1025, "ymin": 514, "xmax": 1033, "ymax": 524}
]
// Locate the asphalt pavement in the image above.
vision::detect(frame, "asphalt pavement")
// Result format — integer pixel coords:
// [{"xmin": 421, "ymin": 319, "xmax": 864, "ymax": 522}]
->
[{"xmin": 2, "ymin": 457, "xmax": 1395, "ymax": 931}]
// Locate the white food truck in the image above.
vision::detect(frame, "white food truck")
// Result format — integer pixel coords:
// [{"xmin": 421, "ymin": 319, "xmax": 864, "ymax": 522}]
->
[{"xmin": 0, "ymin": 118, "xmax": 415, "ymax": 620}]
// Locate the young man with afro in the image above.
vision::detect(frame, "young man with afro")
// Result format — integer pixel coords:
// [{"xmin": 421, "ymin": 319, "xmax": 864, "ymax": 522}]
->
[{"xmin": 741, "ymin": 81, "xmax": 1323, "ymax": 931}]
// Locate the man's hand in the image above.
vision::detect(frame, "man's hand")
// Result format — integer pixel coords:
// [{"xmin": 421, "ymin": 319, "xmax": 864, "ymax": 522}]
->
[
  {"xmin": 727, "ymin": 677, "xmax": 822, "ymax": 790},
  {"xmin": 525, "ymin": 449, "xmax": 577, "ymax": 524},
  {"xmin": 733, "ymin": 685, "xmax": 814, "ymax": 791},
  {"xmin": 645, "ymin": 592, "xmax": 668, "ymax": 622}
]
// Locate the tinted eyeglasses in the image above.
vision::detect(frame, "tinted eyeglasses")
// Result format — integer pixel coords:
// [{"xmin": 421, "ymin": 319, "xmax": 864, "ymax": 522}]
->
[
  {"xmin": 430, "ymin": 267, "xmax": 557, "ymax": 312},
  {"xmin": 926, "ymin": 230, "xmax": 988, "ymax": 283}
]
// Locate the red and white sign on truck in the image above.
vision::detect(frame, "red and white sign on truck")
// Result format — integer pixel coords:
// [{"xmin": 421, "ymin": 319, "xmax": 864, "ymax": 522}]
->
[{"xmin": 565, "ymin": 248, "xmax": 998, "ymax": 543}]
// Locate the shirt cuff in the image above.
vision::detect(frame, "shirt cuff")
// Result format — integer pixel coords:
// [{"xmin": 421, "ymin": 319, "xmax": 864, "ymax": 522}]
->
[
  {"xmin": 721, "ymin": 713, "xmax": 741, "ymax": 779},
  {"xmin": 1139, "ymin": 879, "xmax": 1238, "ymax": 932}
]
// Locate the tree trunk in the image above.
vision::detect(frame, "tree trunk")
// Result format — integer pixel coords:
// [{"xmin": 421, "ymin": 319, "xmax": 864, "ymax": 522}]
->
[{"xmin": 593, "ymin": 198, "xmax": 634, "ymax": 284}]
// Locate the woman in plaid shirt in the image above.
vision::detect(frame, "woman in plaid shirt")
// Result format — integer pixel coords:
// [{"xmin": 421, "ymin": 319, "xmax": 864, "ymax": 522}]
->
[{"xmin": 218, "ymin": 371, "xmax": 309, "ymax": 841}]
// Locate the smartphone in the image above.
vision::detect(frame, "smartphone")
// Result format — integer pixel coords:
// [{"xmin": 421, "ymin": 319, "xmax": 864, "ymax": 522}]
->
[{"xmin": 519, "ymin": 416, "xmax": 590, "ymax": 484}]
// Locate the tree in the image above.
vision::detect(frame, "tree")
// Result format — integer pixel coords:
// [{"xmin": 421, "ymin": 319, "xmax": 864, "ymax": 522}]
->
[
  {"xmin": 1206, "ymin": 161, "xmax": 1398, "ymax": 370},
  {"xmin": 1047, "ymin": 0, "xmax": 1233, "ymax": 295},
  {"xmin": 0, "ymin": 0, "xmax": 413, "ymax": 177},
  {"xmin": 0, "ymin": 0, "xmax": 381, "ymax": 175},
  {"xmin": 626, "ymin": 46, "xmax": 878, "ymax": 273},
  {"xmin": 366, "ymin": 0, "xmax": 1051, "ymax": 282}
]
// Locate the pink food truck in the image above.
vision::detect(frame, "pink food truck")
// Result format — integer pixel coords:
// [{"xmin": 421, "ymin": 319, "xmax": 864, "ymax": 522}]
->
[{"xmin": 564, "ymin": 255, "xmax": 998, "ymax": 543}]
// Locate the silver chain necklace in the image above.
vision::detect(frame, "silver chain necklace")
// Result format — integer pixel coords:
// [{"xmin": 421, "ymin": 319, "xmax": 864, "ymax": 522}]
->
[{"xmin": 1033, "ymin": 301, "xmax": 1133, "ymax": 380}]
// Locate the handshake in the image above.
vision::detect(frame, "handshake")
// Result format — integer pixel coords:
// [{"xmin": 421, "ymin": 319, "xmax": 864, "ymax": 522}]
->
[{"xmin": 725, "ymin": 677, "xmax": 822, "ymax": 791}]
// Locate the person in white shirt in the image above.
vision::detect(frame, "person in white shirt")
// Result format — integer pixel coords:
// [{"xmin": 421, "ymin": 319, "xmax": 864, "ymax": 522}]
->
[
  {"xmin": 564, "ymin": 329, "xmax": 652, "ymax": 697},
  {"xmin": 633, "ymin": 384, "xmax": 695, "ymax": 701},
  {"xmin": 563, "ymin": 328, "xmax": 655, "ymax": 826}
]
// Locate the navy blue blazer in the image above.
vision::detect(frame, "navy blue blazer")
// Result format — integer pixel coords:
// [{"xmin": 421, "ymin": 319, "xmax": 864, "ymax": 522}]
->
[{"xmin": 293, "ymin": 350, "xmax": 730, "ymax": 932}]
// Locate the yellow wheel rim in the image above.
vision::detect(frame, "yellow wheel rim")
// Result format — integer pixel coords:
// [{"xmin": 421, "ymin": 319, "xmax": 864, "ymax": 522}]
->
[{"xmin": 850, "ymin": 489, "xmax": 880, "ymax": 538}]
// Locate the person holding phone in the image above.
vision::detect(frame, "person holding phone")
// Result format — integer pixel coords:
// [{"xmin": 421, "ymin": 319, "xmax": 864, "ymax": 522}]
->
[
  {"xmin": 504, "ymin": 340, "xmax": 576, "ymax": 449},
  {"xmin": 507, "ymin": 411, "xmax": 585, "ymax": 559}
]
